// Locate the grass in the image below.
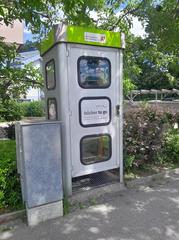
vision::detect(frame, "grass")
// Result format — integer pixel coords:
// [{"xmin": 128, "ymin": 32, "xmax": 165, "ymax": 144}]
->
[
  {"xmin": 0, "ymin": 140, "xmax": 16, "ymax": 164},
  {"xmin": 0, "ymin": 140, "xmax": 23, "ymax": 212}
]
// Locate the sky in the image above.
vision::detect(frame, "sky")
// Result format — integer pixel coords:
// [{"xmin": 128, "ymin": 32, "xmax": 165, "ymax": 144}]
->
[
  {"xmin": 24, "ymin": 26, "xmax": 34, "ymax": 42},
  {"xmin": 130, "ymin": 17, "xmax": 146, "ymax": 37}
]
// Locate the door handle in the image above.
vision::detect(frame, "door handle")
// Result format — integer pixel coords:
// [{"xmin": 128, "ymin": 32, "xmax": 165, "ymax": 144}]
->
[{"xmin": 116, "ymin": 105, "xmax": 120, "ymax": 116}]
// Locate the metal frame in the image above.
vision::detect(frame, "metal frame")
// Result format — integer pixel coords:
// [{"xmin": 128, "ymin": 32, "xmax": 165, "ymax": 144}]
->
[
  {"xmin": 79, "ymin": 96, "xmax": 112, "ymax": 128},
  {"xmin": 77, "ymin": 56, "xmax": 111, "ymax": 89}
]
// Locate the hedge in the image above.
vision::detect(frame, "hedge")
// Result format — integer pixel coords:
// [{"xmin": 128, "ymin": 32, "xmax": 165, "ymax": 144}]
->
[
  {"xmin": 1, "ymin": 105, "xmax": 179, "ymax": 210},
  {"xmin": 124, "ymin": 105, "xmax": 179, "ymax": 170},
  {"xmin": 0, "ymin": 100, "xmax": 45, "ymax": 121}
]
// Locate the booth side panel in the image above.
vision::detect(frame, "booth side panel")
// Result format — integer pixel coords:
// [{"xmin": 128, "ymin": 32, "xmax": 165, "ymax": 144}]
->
[
  {"xmin": 57, "ymin": 44, "xmax": 72, "ymax": 196},
  {"xmin": 42, "ymin": 44, "xmax": 60, "ymax": 120},
  {"xmin": 42, "ymin": 43, "xmax": 72, "ymax": 196},
  {"xmin": 118, "ymin": 50, "xmax": 124, "ymax": 183}
]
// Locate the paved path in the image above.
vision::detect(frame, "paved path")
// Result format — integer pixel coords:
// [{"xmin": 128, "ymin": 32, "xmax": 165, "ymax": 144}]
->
[{"xmin": 1, "ymin": 170, "xmax": 179, "ymax": 240}]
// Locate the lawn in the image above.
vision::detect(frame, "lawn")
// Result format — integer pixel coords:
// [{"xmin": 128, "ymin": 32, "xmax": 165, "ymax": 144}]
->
[{"xmin": 0, "ymin": 140, "xmax": 23, "ymax": 213}]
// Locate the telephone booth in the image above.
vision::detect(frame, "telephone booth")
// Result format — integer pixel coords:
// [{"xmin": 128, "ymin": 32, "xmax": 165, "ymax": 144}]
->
[{"xmin": 41, "ymin": 24, "xmax": 125, "ymax": 196}]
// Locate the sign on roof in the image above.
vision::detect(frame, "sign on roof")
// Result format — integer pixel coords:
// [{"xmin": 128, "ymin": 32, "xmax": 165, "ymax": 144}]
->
[{"xmin": 40, "ymin": 24, "xmax": 125, "ymax": 55}]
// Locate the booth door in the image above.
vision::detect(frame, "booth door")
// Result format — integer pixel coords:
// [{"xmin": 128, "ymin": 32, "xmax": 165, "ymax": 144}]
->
[{"xmin": 68, "ymin": 45, "xmax": 120, "ymax": 177}]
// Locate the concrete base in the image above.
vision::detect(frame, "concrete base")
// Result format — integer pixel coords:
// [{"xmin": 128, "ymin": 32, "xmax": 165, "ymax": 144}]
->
[{"xmin": 26, "ymin": 201, "xmax": 63, "ymax": 227}]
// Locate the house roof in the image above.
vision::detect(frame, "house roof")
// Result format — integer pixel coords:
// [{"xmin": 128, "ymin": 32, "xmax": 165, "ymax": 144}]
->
[{"xmin": 16, "ymin": 50, "xmax": 41, "ymax": 66}]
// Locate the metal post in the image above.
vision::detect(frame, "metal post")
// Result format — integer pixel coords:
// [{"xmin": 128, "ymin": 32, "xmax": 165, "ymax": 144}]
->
[{"xmin": 119, "ymin": 50, "xmax": 124, "ymax": 183}]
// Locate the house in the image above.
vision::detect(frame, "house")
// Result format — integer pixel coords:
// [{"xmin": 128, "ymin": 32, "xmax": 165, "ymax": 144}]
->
[
  {"xmin": 0, "ymin": 20, "xmax": 23, "ymax": 45},
  {"xmin": 0, "ymin": 21, "xmax": 43, "ymax": 101},
  {"xmin": 15, "ymin": 49, "xmax": 43, "ymax": 101}
]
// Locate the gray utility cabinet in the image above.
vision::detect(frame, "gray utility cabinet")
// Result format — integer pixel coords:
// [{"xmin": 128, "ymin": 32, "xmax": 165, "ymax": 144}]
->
[{"xmin": 16, "ymin": 121, "xmax": 63, "ymax": 226}]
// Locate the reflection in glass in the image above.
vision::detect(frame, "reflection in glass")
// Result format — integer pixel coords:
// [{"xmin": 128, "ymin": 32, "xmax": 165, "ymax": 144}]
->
[
  {"xmin": 78, "ymin": 57, "xmax": 111, "ymax": 88},
  {"xmin": 48, "ymin": 99, "xmax": 57, "ymax": 120},
  {"xmin": 46, "ymin": 60, "xmax": 55, "ymax": 89},
  {"xmin": 81, "ymin": 135, "xmax": 111, "ymax": 165}
]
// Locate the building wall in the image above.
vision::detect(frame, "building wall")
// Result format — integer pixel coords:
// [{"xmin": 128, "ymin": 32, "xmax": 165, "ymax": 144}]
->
[{"xmin": 0, "ymin": 20, "xmax": 23, "ymax": 44}]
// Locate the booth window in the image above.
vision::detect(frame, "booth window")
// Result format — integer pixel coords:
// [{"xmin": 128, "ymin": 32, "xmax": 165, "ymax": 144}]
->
[
  {"xmin": 47, "ymin": 98, "xmax": 57, "ymax": 120},
  {"xmin": 45, "ymin": 59, "xmax": 56, "ymax": 89},
  {"xmin": 80, "ymin": 134, "xmax": 111, "ymax": 165},
  {"xmin": 78, "ymin": 56, "xmax": 111, "ymax": 88}
]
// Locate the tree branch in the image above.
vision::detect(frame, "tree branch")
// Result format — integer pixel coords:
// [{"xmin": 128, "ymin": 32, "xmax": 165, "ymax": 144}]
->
[{"xmin": 109, "ymin": 0, "xmax": 147, "ymax": 30}]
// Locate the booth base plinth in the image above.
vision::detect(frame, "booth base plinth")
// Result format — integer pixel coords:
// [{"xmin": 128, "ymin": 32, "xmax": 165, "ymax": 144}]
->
[{"xmin": 72, "ymin": 169, "xmax": 120, "ymax": 193}]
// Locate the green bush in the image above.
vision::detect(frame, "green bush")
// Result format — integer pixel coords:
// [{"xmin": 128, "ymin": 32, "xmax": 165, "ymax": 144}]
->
[
  {"xmin": 20, "ymin": 101, "xmax": 45, "ymax": 117},
  {"xmin": 124, "ymin": 105, "xmax": 179, "ymax": 168},
  {"xmin": 0, "ymin": 140, "xmax": 22, "ymax": 210},
  {"xmin": 0, "ymin": 100, "xmax": 22, "ymax": 121},
  {"xmin": 160, "ymin": 128, "xmax": 179, "ymax": 163}
]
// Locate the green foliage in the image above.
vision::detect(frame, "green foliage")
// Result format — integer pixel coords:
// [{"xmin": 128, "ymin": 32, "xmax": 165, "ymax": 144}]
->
[
  {"xmin": 0, "ymin": 39, "xmax": 43, "ymax": 103},
  {"xmin": 20, "ymin": 101, "xmax": 45, "ymax": 117},
  {"xmin": 123, "ymin": 78, "xmax": 136, "ymax": 96},
  {"xmin": 128, "ymin": 37, "xmax": 179, "ymax": 90},
  {"xmin": 0, "ymin": 100, "xmax": 22, "ymax": 121},
  {"xmin": 0, "ymin": 0, "xmax": 105, "ymax": 34},
  {"xmin": 124, "ymin": 155, "xmax": 135, "ymax": 172},
  {"xmin": 138, "ymin": 0, "xmax": 179, "ymax": 53},
  {"xmin": 124, "ymin": 105, "xmax": 179, "ymax": 168},
  {"xmin": 0, "ymin": 38, "xmax": 43, "ymax": 118},
  {"xmin": 0, "ymin": 140, "xmax": 22, "ymax": 210},
  {"xmin": 0, "ymin": 101, "xmax": 45, "ymax": 121},
  {"xmin": 160, "ymin": 128, "xmax": 179, "ymax": 163}
]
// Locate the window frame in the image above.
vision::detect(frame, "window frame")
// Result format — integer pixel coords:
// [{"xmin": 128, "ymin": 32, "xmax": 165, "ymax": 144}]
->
[
  {"xmin": 79, "ymin": 96, "xmax": 111, "ymax": 128},
  {"xmin": 77, "ymin": 56, "xmax": 111, "ymax": 89},
  {"xmin": 80, "ymin": 134, "xmax": 112, "ymax": 165},
  {"xmin": 47, "ymin": 98, "xmax": 58, "ymax": 120},
  {"xmin": 45, "ymin": 59, "xmax": 56, "ymax": 90}
]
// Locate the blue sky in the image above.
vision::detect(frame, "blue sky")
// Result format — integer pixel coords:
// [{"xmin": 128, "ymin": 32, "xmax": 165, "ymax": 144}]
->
[{"xmin": 24, "ymin": 27, "xmax": 34, "ymax": 42}]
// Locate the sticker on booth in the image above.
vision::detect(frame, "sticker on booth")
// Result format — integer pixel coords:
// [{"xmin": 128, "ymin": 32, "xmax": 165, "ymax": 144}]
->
[
  {"xmin": 79, "ymin": 97, "xmax": 111, "ymax": 127},
  {"xmin": 84, "ymin": 32, "xmax": 106, "ymax": 43}
]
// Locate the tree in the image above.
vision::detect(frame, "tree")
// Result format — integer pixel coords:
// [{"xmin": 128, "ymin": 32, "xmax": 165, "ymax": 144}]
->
[
  {"xmin": 0, "ymin": 0, "xmax": 105, "ymax": 34},
  {"xmin": 0, "ymin": 0, "xmax": 178, "ymax": 103},
  {"xmin": 125, "ymin": 36, "xmax": 179, "ymax": 90},
  {"xmin": 137, "ymin": 0, "xmax": 179, "ymax": 53},
  {"xmin": 0, "ymin": 39, "xmax": 43, "ymax": 103}
]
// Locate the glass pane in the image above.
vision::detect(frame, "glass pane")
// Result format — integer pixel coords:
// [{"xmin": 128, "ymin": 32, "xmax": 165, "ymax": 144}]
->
[
  {"xmin": 78, "ymin": 57, "xmax": 111, "ymax": 88},
  {"xmin": 48, "ymin": 99, "xmax": 57, "ymax": 120},
  {"xmin": 46, "ymin": 60, "xmax": 55, "ymax": 89},
  {"xmin": 81, "ymin": 135, "xmax": 111, "ymax": 165}
]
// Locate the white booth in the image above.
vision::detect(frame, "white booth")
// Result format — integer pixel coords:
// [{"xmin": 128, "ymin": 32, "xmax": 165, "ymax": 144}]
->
[{"xmin": 41, "ymin": 24, "xmax": 125, "ymax": 196}]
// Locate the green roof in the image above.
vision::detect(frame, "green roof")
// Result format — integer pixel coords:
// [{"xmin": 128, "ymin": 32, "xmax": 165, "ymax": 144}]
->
[{"xmin": 40, "ymin": 24, "xmax": 125, "ymax": 55}]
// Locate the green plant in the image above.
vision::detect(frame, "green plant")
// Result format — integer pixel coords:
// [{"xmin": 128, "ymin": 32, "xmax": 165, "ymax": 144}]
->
[
  {"xmin": 20, "ymin": 101, "xmax": 45, "ymax": 117},
  {"xmin": 124, "ymin": 105, "xmax": 179, "ymax": 168},
  {"xmin": 123, "ymin": 78, "xmax": 136, "ymax": 97},
  {"xmin": 89, "ymin": 198, "xmax": 97, "ymax": 206},
  {"xmin": 63, "ymin": 197, "xmax": 71, "ymax": 215},
  {"xmin": 0, "ymin": 100, "xmax": 22, "ymax": 121},
  {"xmin": 124, "ymin": 155, "xmax": 135, "ymax": 171},
  {"xmin": 0, "ymin": 140, "xmax": 23, "ymax": 210},
  {"xmin": 160, "ymin": 128, "xmax": 179, "ymax": 163},
  {"xmin": 78, "ymin": 202, "xmax": 85, "ymax": 209}
]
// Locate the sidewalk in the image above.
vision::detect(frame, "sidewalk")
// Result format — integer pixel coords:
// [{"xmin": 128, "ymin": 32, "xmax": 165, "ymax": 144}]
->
[{"xmin": 1, "ymin": 170, "xmax": 179, "ymax": 240}]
